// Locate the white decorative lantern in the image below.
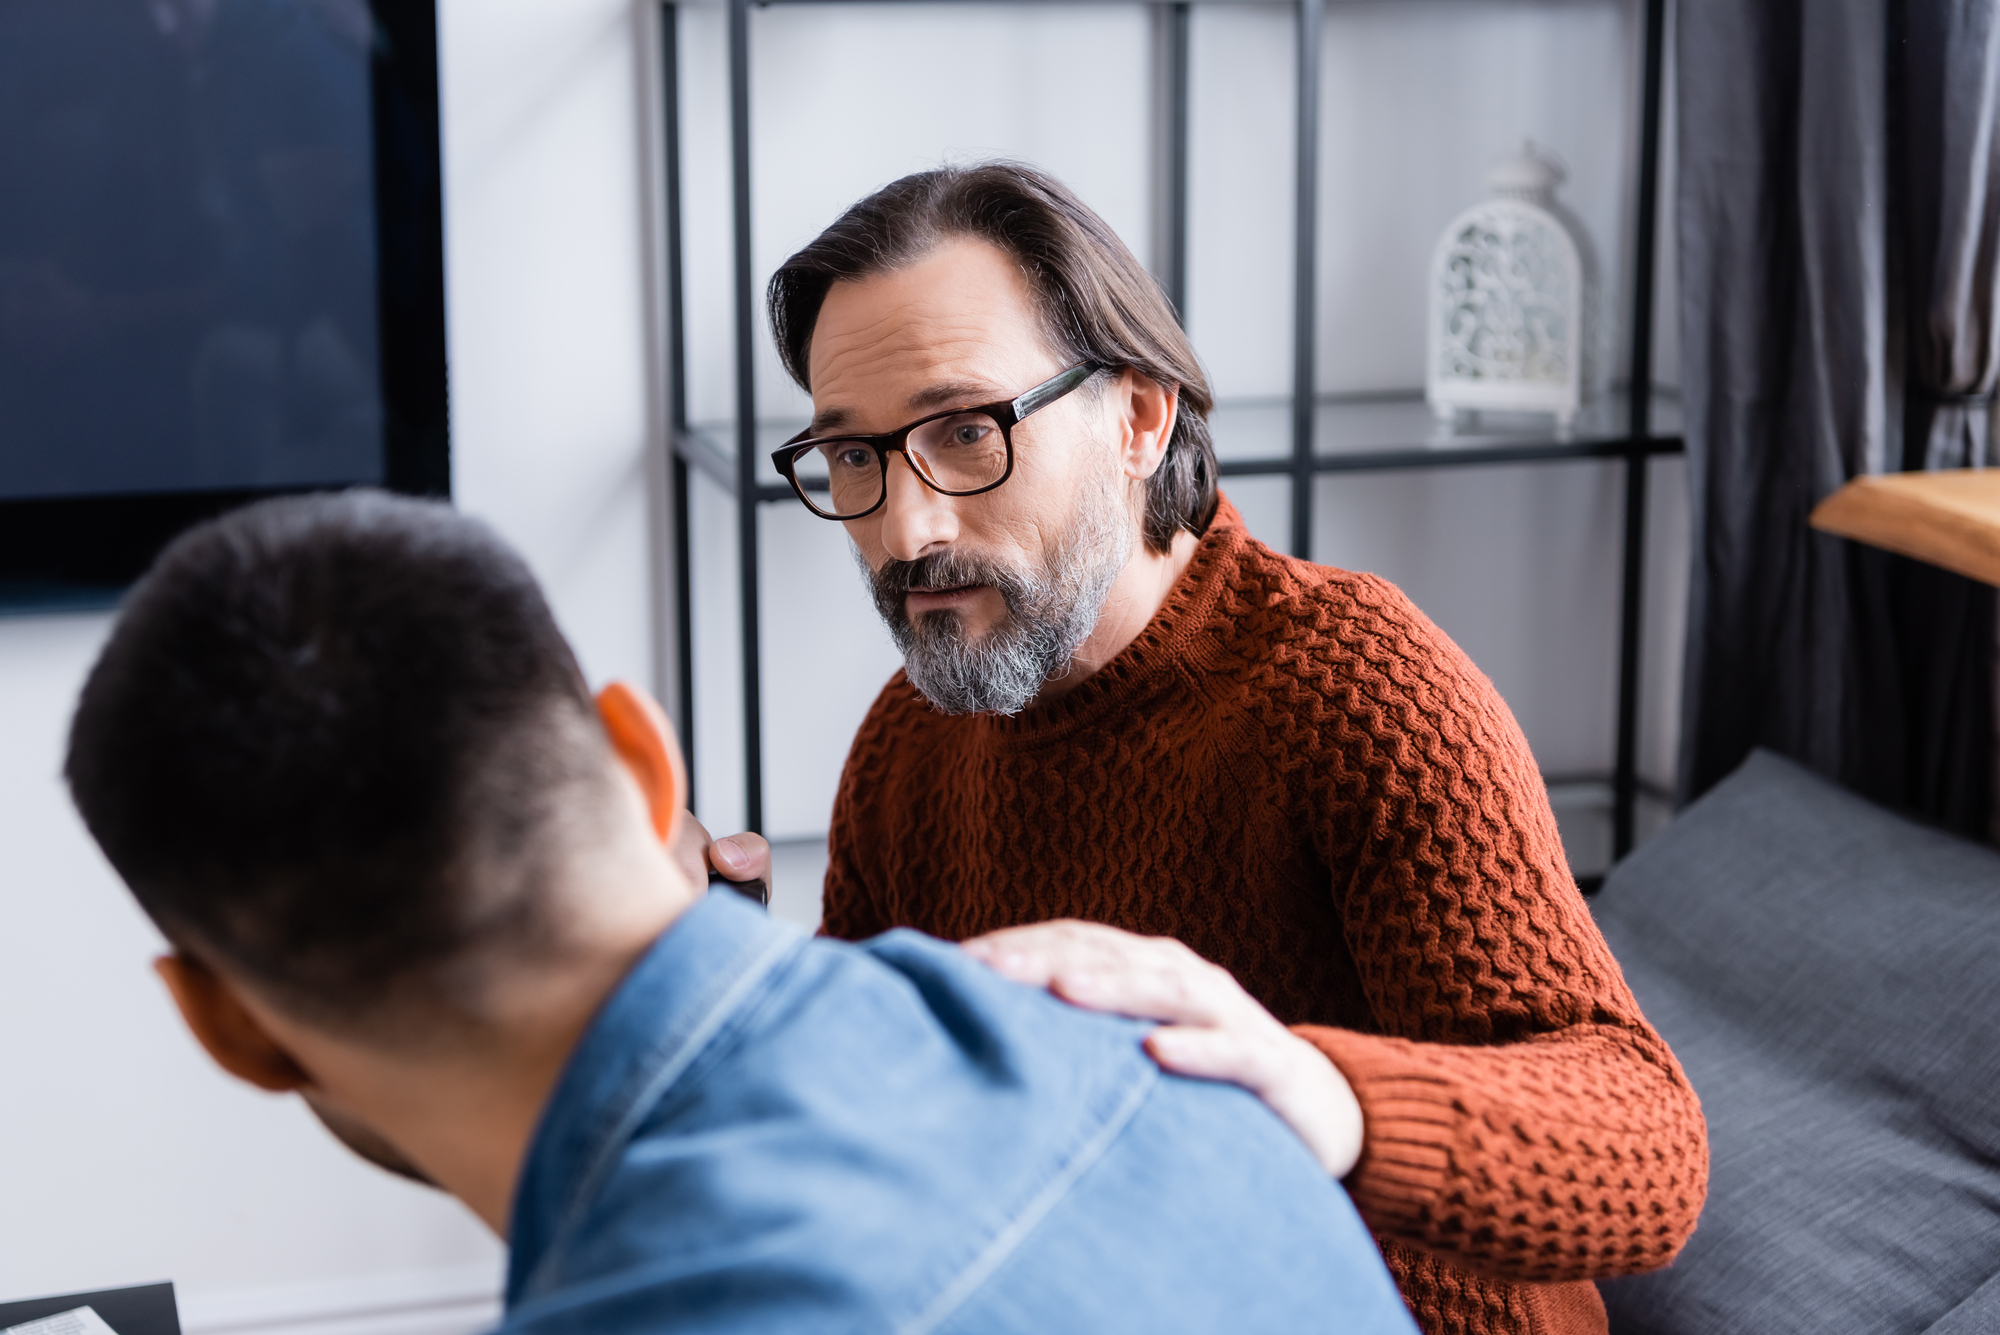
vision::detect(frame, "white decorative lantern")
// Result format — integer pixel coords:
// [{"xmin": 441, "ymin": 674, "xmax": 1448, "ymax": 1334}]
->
[{"xmin": 1426, "ymin": 143, "xmax": 1592, "ymax": 432}]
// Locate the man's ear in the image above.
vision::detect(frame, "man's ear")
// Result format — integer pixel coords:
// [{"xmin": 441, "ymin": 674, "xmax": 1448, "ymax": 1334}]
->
[
  {"xmin": 1114, "ymin": 370, "xmax": 1179, "ymax": 483},
  {"xmin": 155, "ymin": 953, "xmax": 312, "ymax": 1094},
  {"xmin": 595, "ymin": 681, "xmax": 686, "ymax": 846}
]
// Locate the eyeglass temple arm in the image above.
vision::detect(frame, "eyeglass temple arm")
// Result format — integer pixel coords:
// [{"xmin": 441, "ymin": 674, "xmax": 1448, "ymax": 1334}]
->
[{"xmin": 1008, "ymin": 363, "xmax": 1100, "ymax": 422}]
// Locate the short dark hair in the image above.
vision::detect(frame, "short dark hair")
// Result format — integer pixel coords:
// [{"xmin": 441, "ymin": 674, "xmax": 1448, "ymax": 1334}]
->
[
  {"xmin": 767, "ymin": 161, "xmax": 1219, "ymax": 555},
  {"xmin": 65, "ymin": 491, "xmax": 608, "ymax": 1032}
]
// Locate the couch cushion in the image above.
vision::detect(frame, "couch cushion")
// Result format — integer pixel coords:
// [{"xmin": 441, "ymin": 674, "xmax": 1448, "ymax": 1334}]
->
[{"xmin": 1592, "ymin": 750, "xmax": 2000, "ymax": 1334}]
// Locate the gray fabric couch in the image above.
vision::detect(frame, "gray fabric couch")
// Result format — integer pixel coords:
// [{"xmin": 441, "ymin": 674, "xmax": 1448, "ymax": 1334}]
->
[{"xmin": 1593, "ymin": 750, "xmax": 2000, "ymax": 1334}]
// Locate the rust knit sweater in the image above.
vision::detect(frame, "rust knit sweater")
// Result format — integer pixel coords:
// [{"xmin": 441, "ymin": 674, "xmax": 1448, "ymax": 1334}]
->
[{"xmin": 820, "ymin": 499, "xmax": 1707, "ymax": 1335}]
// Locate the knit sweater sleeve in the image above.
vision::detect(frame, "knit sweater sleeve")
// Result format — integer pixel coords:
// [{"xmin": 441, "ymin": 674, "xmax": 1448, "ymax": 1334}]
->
[{"xmin": 1290, "ymin": 576, "xmax": 1707, "ymax": 1285}]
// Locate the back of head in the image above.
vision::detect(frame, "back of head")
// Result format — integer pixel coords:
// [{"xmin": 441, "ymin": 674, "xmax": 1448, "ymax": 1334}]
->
[
  {"xmin": 767, "ymin": 160, "xmax": 1219, "ymax": 554},
  {"xmin": 65, "ymin": 491, "xmax": 608, "ymax": 1036}
]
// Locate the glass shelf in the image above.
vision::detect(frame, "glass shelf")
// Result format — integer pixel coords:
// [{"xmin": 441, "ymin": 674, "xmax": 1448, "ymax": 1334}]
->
[
  {"xmin": 1211, "ymin": 387, "xmax": 1684, "ymax": 471},
  {"xmin": 677, "ymin": 418, "xmax": 808, "ymax": 497}
]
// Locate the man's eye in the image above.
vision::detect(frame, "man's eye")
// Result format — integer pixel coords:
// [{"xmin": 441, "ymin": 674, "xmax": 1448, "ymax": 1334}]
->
[
  {"xmin": 950, "ymin": 423, "xmax": 988, "ymax": 447},
  {"xmin": 831, "ymin": 447, "xmax": 873, "ymax": 470}
]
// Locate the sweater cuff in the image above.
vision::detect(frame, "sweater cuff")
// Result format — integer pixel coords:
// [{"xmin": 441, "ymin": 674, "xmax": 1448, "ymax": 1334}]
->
[{"xmin": 1292, "ymin": 1024, "xmax": 1464, "ymax": 1234}]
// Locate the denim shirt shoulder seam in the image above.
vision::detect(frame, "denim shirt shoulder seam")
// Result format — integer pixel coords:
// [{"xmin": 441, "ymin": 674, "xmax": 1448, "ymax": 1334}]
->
[
  {"xmin": 893, "ymin": 1062, "xmax": 1162, "ymax": 1335},
  {"xmin": 519, "ymin": 928, "xmax": 803, "ymax": 1301}
]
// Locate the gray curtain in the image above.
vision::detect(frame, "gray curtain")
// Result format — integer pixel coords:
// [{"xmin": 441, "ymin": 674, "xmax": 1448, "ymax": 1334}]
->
[{"xmin": 1678, "ymin": 0, "xmax": 2000, "ymax": 837}]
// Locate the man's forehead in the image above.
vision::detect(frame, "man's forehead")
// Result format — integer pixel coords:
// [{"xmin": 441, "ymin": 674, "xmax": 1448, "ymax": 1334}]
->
[
  {"xmin": 807, "ymin": 259, "xmax": 1053, "ymax": 430},
  {"xmin": 813, "ymin": 312, "xmax": 1001, "ymax": 382}
]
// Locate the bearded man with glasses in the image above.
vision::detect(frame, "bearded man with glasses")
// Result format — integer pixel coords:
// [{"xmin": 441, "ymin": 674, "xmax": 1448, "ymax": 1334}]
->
[{"xmin": 699, "ymin": 162, "xmax": 1706, "ymax": 1335}]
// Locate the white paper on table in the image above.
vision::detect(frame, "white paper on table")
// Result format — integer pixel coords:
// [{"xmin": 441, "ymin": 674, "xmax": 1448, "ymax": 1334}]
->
[{"xmin": 2, "ymin": 1308, "xmax": 121, "ymax": 1335}]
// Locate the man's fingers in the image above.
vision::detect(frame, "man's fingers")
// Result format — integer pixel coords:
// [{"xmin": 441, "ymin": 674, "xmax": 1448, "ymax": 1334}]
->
[
  {"xmin": 963, "ymin": 921, "xmax": 1122, "ymax": 986},
  {"xmin": 967, "ymin": 922, "xmax": 1254, "ymax": 1028},
  {"xmin": 966, "ymin": 945, "xmax": 1057, "ymax": 988},
  {"xmin": 965, "ymin": 921, "xmax": 1218, "ymax": 992},
  {"xmin": 964, "ymin": 919, "xmax": 1115, "ymax": 965},
  {"xmin": 1146, "ymin": 1024, "xmax": 1282, "ymax": 1089},
  {"xmin": 968, "ymin": 932, "xmax": 1237, "ymax": 1027},
  {"xmin": 1050, "ymin": 963, "xmax": 1228, "ymax": 1027},
  {"xmin": 707, "ymin": 831, "xmax": 771, "ymax": 883}
]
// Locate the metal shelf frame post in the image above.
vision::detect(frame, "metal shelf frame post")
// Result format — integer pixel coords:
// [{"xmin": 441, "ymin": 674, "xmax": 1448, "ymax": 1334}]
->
[
  {"xmin": 1160, "ymin": 2, "xmax": 1191, "ymax": 325},
  {"xmin": 1613, "ymin": 0, "xmax": 1669, "ymax": 859},
  {"xmin": 659, "ymin": 0, "xmax": 1677, "ymax": 861},
  {"xmin": 728, "ymin": 0, "xmax": 766, "ymax": 833},
  {"xmin": 661, "ymin": 5, "xmax": 696, "ymax": 810},
  {"xmin": 1290, "ymin": 0, "xmax": 1323, "ymax": 560}
]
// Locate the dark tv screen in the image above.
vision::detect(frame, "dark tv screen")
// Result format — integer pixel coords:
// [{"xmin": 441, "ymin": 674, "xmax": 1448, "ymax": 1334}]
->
[{"xmin": 0, "ymin": 0, "xmax": 445, "ymax": 605}]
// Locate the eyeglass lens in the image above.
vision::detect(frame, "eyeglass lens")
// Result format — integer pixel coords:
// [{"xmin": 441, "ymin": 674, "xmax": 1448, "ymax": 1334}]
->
[{"xmin": 791, "ymin": 411, "xmax": 1009, "ymax": 518}]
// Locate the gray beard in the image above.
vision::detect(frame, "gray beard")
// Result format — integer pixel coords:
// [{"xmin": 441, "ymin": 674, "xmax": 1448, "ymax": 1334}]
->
[{"xmin": 864, "ymin": 478, "xmax": 1132, "ymax": 716}]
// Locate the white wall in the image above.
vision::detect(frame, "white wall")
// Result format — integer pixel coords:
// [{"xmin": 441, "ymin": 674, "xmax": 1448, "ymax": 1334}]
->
[
  {"xmin": 678, "ymin": 0, "xmax": 1686, "ymax": 852},
  {"xmin": 0, "ymin": 0, "xmax": 657, "ymax": 1323}
]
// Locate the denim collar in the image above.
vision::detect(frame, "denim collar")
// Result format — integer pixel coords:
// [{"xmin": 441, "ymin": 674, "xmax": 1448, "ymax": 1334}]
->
[{"xmin": 504, "ymin": 890, "xmax": 802, "ymax": 1305}]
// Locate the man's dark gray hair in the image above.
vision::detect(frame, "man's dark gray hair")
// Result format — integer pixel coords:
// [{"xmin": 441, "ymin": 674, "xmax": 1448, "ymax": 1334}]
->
[{"xmin": 767, "ymin": 161, "xmax": 1219, "ymax": 555}]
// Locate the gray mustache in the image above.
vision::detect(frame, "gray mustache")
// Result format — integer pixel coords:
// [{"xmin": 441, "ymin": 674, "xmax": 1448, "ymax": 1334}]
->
[{"xmin": 871, "ymin": 551, "xmax": 1021, "ymax": 609}]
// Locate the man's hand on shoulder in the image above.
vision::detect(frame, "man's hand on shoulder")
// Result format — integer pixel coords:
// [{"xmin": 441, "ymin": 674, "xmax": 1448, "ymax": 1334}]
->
[{"xmin": 962, "ymin": 921, "xmax": 1364, "ymax": 1178}]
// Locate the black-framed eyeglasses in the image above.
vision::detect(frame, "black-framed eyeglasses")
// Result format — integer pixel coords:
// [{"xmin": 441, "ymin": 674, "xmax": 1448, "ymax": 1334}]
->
[{"xmin": 770, "ymin": 363, "xmax": 1101, "ymax": 520}]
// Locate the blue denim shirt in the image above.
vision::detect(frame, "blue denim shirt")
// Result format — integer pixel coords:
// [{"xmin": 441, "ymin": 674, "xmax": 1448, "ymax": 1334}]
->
[{"xmin": 502, "ymin": 891, "xmax": 1416, "ymax": 1334}]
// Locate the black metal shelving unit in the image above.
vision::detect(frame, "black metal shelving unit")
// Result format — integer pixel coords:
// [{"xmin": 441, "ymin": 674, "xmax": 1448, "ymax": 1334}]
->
[{"xmin": 659, "ymin": 0, "xmax": 1680, "ymax": 866}]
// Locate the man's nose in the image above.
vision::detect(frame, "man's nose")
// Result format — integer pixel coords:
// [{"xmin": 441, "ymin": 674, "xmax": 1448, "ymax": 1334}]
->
[{"xmin": 877, "ymin": 451, "xmax": 958, "ymax": 561}]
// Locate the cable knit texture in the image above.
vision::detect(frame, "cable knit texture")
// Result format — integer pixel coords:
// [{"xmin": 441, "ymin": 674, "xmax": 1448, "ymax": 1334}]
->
[{"xmin": 821, "ymin": 498, "xmax": 1708, "ymax": 1335}]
